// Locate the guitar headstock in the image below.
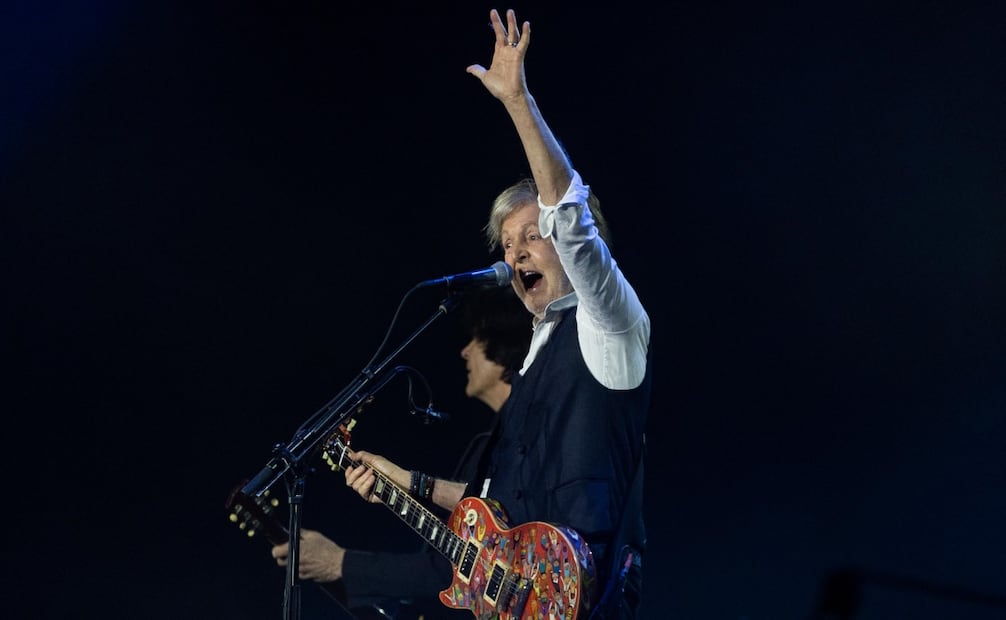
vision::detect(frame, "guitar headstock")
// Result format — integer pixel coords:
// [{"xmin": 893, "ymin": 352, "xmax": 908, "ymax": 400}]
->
[
  {"xmin": 225, "ymin": 480, "xmax": 289, "ymax": 545},
  {"xmin": 227, "ymin": 419, "xmax": 358, "ymax": 543},
  {"xmin": 321, "ymin": 419, "xmax": 357, "ymax": 472}
]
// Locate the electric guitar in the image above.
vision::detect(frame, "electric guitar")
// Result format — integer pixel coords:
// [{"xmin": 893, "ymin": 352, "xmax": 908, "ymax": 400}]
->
[{"xmin": 322, "ymin": 421, "xmax": 598, "ymax": 620}]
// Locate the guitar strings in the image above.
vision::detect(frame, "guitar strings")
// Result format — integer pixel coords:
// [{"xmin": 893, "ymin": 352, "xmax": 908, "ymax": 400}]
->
[{"xmin": 326, "ymin": 441, "xmax": 578, "ymax": 613}]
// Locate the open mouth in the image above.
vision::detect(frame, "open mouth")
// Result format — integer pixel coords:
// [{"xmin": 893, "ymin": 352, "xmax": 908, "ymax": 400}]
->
[{"xmin": 519, "ymin": 270, "xmax": 542, "ymax": 291}]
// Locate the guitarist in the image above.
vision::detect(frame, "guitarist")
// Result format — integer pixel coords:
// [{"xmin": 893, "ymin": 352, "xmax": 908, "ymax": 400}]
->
[
  {"xmin": 271, "ymin": 287, "xmax": 532, "ymax": 619},
  {"xmin": 343, "ymin": 9, "xmax": 653, "ymax": 619}
]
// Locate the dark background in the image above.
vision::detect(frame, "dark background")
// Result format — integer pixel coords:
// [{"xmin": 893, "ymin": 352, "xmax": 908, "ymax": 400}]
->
[{"xmin": 3, "ymin": 2, "xmax": 1005, "ymax": 618}]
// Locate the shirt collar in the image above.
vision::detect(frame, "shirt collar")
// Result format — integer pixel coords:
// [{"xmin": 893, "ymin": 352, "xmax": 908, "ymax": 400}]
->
[{"xmin": 533, "ymin": 291, "xmax": 578, "ymax": 327}]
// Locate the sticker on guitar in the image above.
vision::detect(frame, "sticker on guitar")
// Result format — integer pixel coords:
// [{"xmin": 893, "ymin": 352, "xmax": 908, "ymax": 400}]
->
[{"xmin": 322, "ymin": 420, "xmax": 598, "ymax": 620}]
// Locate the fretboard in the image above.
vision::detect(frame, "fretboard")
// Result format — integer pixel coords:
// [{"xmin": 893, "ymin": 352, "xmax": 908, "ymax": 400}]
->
[{"xmin": 332, "ymin": 447, "xmax": 468, "ymax": 566}]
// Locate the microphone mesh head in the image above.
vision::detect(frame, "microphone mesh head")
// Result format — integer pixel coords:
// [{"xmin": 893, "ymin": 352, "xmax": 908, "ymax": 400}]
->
[{"xmin": 492, "ymin": 261, "xmax": 514, "ymax": 287}]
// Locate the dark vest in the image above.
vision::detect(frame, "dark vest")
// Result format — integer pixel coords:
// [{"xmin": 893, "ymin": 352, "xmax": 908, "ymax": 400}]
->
[{"xmin": 468, "ymin": 307, "xmax": 651, "ymax": 573}]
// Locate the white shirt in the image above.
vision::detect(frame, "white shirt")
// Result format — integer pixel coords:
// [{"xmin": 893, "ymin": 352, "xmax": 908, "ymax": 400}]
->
[{"xmin": 519, "ymin": 170, "xmax": 650, "ymax": 390}]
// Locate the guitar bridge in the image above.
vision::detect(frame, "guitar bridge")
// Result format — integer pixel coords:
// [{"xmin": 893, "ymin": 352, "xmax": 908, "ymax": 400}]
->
[
  {"xmin": 483, "ymin": 565, "xmax": 531, "ymax": 616},
  {"xmin": 504, "ymin": 574, "xmax": 532, "ymax": 617}
]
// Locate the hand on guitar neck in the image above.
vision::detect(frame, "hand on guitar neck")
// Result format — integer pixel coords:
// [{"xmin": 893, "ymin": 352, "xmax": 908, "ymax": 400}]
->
[
  {"xmin": 322, "ymin": 422, "xmax": 599, "ymax": 620},
  {"xmin": 331, "ymin": 418, "xmax": 468, "ymax": 515}
]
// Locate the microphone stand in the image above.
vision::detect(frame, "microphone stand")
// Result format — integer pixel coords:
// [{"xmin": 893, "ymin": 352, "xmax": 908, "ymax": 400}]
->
[{"xmin": 237, "ymin": 294, "xmax": 462, "ymax": 620}]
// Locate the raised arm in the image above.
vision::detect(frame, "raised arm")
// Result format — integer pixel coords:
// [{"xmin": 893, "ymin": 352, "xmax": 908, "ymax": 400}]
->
[{"xmin": 466, "ymin": 8, "xmax": 572, "ymax": 205}]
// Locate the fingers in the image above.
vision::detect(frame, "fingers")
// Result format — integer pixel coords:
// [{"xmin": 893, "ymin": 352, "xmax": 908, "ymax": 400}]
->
[
  {"xmin": 471, "ymin": 8, "xmax": 529, "ymax": 87},
  {"xmin": 344, "ymin": 456, "xmax": 377, "ymax": 501},
  {"xmin": 518, "ymin": 19, "xmax": 531, "ymax": 50},
  {"xmin": 272, "ymin": 542, "xmax": 289, "ymax": 565},
  {"xmin": 489, "ymin": 8, "xmax": 529, "ymax": 49},
  {"xmin": 300, "ymin": 528, "xmax": 320, "ymax": 542},
  {"xmin": 506, "ymin": 9, "xmax": 519, "ymax": 46},
  {"xmin": 273, "ymin": 531, "xmax": 333, "ymax": 576},
  {"xmin": 489, "ymin": 8, "xmax": 506, "ymax": 45}
]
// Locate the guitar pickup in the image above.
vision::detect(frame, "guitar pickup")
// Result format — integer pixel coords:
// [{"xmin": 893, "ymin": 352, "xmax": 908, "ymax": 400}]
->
[
  {"xmin": 457, "ymin": 540, "xmax": 480, "ymax": 584},
  {"xmin": 482, "ymin": 559, "xmax": 510, "ymax": 607}
]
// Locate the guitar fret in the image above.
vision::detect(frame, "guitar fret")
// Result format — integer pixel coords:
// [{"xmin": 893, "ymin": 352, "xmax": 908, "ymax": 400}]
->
[
  {"xmin": 320, "ymin": 432, "xmax": 592, "ymax": 620},
  {"xmin": 373, "ymin": 475, "xmax": 461, "ymax": 560}
]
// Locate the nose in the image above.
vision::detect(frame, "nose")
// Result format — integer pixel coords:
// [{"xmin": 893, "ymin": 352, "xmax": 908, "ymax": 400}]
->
[
  {"xmin": 506, "ymin": 241, "xmax": 529, "ymax": 263},
  {"xmin": 460, "ymin": 339, "xmax": 474, "ymax": 360}
]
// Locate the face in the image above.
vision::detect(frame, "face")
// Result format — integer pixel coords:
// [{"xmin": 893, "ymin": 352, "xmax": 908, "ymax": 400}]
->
[
  {"xmin": 501, "ymin": 202, "xmax": 573, "ymax": 319},
  {"xmin": 461, "ymin": 337, "xmax": 506, "ymax": 403}
]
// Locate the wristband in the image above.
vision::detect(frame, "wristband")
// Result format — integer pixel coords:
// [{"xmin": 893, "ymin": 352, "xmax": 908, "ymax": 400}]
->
[{"xmin": 421, "ymin": 473, "xmax": 435, "ymax": 500}]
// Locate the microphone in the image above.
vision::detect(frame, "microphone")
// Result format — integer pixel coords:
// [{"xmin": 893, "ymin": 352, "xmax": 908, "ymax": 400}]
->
[
  {"xmin": 414, "ymin": 405, "xmax": 450, "ymax": 423},
  {"xmin": 417, "ymin": 261, "xmax": 513, "ymax": 290}
]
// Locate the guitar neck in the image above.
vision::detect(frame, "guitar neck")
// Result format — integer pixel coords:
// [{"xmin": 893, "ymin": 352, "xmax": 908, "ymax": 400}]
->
[
  {"xmin": 322, "ymin": 433, "xmax": 597, "ymax": 619},
  {"xmin": 334, "ymin": 451, "xmax": 467, "ymax": 567}
]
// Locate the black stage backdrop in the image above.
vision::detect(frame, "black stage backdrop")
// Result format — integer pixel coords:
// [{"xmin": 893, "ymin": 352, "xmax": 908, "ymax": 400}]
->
[{"xmin": 3, "ymin": 2, "xmax": 1005, "ymax": 619}]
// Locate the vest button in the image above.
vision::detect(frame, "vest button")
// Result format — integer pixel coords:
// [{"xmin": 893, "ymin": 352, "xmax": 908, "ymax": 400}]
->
[
  {"xmin": 514, "ymin": 489, "xmax": 522, "ymax": 500},
  {"xmin": 517, "ymin": 444, "xmax": 527, "ymax": 455}
]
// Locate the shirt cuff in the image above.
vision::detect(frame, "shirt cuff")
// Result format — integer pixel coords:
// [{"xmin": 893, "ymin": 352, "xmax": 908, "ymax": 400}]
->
[
  {"xmin": 537, "ymin": 169, "xmax": 590, "ymax": 210},
  {"xmin": 538, "ymin": 170, "xmax": 589, "ymax": 239}
]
